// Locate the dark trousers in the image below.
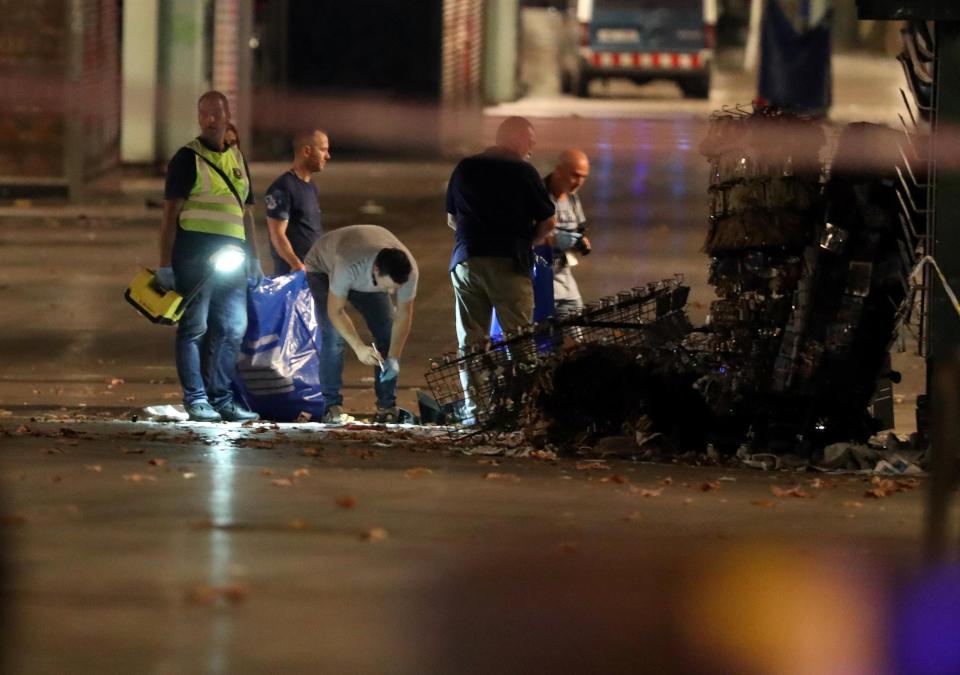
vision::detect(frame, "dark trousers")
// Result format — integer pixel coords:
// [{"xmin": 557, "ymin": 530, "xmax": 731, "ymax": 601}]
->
[{"xmin": 306, "ymin": 272, "xmax": 396, "ymax": 409}]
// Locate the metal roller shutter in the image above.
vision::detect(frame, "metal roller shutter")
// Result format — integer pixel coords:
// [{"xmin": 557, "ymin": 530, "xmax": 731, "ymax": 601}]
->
[{"xmin": 442, "ymin": 0, "xmax": 484, "ymax": 106}]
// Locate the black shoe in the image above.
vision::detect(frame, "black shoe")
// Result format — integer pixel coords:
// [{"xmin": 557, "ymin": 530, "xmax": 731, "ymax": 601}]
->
[
  {"xmin": 373, "ymin": 406, "xmax": 399, "ymax": 424},
  {"xmin": 216, "ymin": 401, "xmax": 259, "ymax": 422},
  {"xmin": 185, "ymin": 400, "xmax": 222, "ymax": 422}
]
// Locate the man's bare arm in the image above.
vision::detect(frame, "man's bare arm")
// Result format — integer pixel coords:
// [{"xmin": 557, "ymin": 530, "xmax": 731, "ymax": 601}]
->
[
  {"xmin": 388, "ymin": 299, "xmax": 414, "ymax": 360},
  {"xmin": 160, "ymin": 199, "xmax": 184, "ymax": 266},
  {"xmin": 532, "ymin": 215, "xmax": 557, "ymax": 245},
  {"xmin": 243, "ymin": 206, "xmax": 259, "ymax": 259},
  {"xmin": 327, "ymin": 292, "xmax": 381, "ymax": 366},
  {"xmin": 267, "ymin": 217, "xmax": 305, "ymax": 271}
]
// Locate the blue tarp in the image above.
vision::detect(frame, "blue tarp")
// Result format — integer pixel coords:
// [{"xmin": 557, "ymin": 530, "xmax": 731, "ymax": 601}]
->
[{"xmin": 234, "ymin": 272, "xmax": 326, "ymax": 422}]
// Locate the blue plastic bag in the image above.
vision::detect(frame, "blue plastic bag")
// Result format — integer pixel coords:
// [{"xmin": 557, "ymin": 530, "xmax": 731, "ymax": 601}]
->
[
  {"xmin": 234, "ymin": 272, "xmax": 326, "ymax": 421},
  {"xmin": 491, "ymin": 245, "xmax": 555, "ymax": 343}
]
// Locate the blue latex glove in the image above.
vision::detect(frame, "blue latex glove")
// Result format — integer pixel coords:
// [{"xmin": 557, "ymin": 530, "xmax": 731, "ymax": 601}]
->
[
  {"xmin": 155, "ymin": 266, "xmax": 176, "ymax": 292},
  {"xmin": 248, "ymin": 258, "xmax": 264, "ymax": 286},
  {"xmin": 379, "ymin": 357, "xmax": 400, "ymax": 382},
  {"xmin": 554, "ymin": 229, "xmax": 583, "ymax": 250}
]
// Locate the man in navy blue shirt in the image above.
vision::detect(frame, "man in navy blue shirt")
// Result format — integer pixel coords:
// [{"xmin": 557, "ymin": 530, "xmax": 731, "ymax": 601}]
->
[
  {"xmin": 446, "ymin": 116, "xmax": 556, "ymax": 422},
  {"xmin": 265, "ymin": 130, "xmax": 330, "ymax": 274}
]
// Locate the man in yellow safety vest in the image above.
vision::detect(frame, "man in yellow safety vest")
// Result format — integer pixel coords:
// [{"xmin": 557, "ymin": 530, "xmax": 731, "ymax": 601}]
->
[{"xmin": 157, "ymin": 90, "xmax": 262, "ymax": 422}]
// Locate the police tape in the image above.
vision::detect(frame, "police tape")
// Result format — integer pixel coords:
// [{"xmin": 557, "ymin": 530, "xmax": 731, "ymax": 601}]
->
[{"xmin": 911, "ymin": 255, "xmax": 960, "ymax": 318}]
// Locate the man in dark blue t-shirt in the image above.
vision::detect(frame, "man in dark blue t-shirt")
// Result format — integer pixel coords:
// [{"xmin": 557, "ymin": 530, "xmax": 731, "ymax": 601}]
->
[
  {"xmin": 265, "ymin": 130, "xmax": 330, "ymax": 275},
  {"xmin": 446, "ymin": 116, "xmax": 556, "ymax": 422}
]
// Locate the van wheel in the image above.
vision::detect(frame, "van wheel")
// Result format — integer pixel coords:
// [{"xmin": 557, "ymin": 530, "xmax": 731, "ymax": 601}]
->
[
  {"xmin": 575, "ymin": 76, "xmax": 591, "ymax": 98},
  {"xmin": 680, "ymin": 74, "xmax": 710, "ymax": 99}
]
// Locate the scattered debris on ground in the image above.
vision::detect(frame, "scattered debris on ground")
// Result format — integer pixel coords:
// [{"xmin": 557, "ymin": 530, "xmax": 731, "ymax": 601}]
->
[{"xmin": 424, "ymin": 106, "xmax": 922, "ymax": 467}]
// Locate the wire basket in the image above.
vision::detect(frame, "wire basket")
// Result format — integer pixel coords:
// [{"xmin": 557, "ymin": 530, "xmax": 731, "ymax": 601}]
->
[{"xmin": 424, "ymin": 276, "xmax": 690, "ymax": 435}]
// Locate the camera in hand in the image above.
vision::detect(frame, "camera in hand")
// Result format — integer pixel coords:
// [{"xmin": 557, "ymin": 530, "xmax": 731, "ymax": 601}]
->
[{"xmin": 573, "ymin": 224, "xmax": 591, "ymax": 256}]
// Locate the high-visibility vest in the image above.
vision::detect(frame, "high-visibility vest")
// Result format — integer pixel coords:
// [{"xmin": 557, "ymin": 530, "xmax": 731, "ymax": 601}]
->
[{"xmin": 178, "ymin": 139, "xmax": 249, "ymax": 240}]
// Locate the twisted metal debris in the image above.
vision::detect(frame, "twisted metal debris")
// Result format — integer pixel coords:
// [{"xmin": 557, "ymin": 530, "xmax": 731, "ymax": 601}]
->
[{"xmin": 425, "ymin": 278, "xmax": 690, "ymax": 435}]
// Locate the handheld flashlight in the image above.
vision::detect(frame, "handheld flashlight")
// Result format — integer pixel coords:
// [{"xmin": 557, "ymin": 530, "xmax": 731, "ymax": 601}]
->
[{"xmin": 209, "ymin": 244, "xmax": 246, "ymax": 274}]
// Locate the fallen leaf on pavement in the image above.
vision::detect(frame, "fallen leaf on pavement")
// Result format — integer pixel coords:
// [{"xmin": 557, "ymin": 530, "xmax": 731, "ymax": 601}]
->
[
  {"xmin": 701, "ymin": 481, "xmax": 721, "ymax": 492},
  {"xmin": 770, "ymin": 485, "xmax": 811, "ymax": 498},
  {"xmin": 864, "ymin": 476, "xmax": 920, "ymax": 499},
  {"xmin": 658, "ymin": 477, "xmax": 674, "ymax": 486},
  {"xmin": 477, "ymin": 459, "xmax": 500, "ymax": 466},
  {"xmin": 348, "ymin": 449, "xmax": 376, "ymax": 460},
  {"xmin": 482, "ymin": 472, "xmax": 521, "ymax": 482},
  {"xmin": 122, "ymin": 448, "xmax": 145, "ymax": 454},
  {"xmin": 123, "ymin": 474, "xmax": 157, "ymax": 483},
  {"xmin": 630, "ymin": 487, "xmax": 663, "ymax": 497},
  {"xmin": 303, "ymin": 448, "xmax": 320, "ymax": 457},
  {"xmin": 181, "ymin": 472, "xmax": 196, "ymax": 480},
  {"xmin": 243, "ymin": 440, "xmax": 276, "ymax": 450},
  {"xmin": 404, "ymin": 467, "xmax": 434, "ymax": 478},
  {"xmin": 260, "ymin": 468, "xmax": 274, "ymax": 476},
  {"xmin": 362, "ymin": 527, "xmax": 388, "ymax": 542},
  {"xmin": 84, "ymin": 464, "xmax": 102, "ymax": 473},
  {"xmin": 148, "ymin": 458, "xmax": 167, "ymax": 467},
  {"xmin": 16, "ymin": 425, "xmax": 30, "ymax": 434},
  {"xmin": 271, "ymin": 478, "xmax": 294, "ymax": 487},
  {"xmin": 751, "ymin": 499, "xmax": 775, "ymax": 508},
  {"xmin": 292, "ymin": 468, "xmax": 310, "ymax": 478},
  {"xmin": 575, "ymin": 461, "xmax": 608, "ymax": 471},
  {"xmin": 335, "ymin": 495, "xmax": 357, "ymax": 508},
  {"xmin": 865, "ymin": 478, "xmax": 897, "ymax": 498},
  {"xmin": 288, "ymin": 518, "xmax": 309, "ymax": 530}
]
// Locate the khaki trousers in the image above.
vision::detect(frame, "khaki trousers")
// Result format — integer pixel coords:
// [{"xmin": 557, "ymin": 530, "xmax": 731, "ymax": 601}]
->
[
  {"xmin": 451, "ymin": 258, "xmax": 534, "ymax": 421},
  {"xmin": 451, "ymin": 258, "xmax": 533, "ymax": 348}
]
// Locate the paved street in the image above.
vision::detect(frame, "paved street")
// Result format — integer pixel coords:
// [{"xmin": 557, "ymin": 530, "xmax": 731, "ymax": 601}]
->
[{"xmin": 0, "ymin": 48, "xmax": 952, "ymax": 673}]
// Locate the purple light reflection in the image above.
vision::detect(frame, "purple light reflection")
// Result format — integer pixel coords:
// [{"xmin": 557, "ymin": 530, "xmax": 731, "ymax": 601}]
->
[{"xmin": 893, "ymin": 565, "xmax": 960, "ymax": 675}]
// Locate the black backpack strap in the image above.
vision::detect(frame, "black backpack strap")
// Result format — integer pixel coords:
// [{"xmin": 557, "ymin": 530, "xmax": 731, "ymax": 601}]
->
[{"xmin": 189, "ymin": 149, "xmax": 246, "ymax": 211}]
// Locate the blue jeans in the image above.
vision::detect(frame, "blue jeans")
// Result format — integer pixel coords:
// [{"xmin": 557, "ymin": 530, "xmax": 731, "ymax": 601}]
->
[
  {"xmin": 174, "ymin": 257, "xmax": 247, "ymax": 407},
  {"xmin": 307, "ymin": 272, "xmax": 396, "ymax": 409}
]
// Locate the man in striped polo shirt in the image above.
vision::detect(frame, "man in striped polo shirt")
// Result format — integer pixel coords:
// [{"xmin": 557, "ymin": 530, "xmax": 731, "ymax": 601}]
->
[{"xmin": 157, "ymin": 90, "xmax": 262, "ymax": 422}]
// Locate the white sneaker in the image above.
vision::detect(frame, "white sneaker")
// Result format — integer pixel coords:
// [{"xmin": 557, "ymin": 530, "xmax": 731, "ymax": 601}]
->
[{"xmin": 322, "ymin": 405, "xmax": 355, "ymax": 425}]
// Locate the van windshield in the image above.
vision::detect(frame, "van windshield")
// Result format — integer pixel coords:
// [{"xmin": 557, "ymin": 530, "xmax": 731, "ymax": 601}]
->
[{"xmin": 594, "ymin": 0, "xmax": 701, "ymax": 9}]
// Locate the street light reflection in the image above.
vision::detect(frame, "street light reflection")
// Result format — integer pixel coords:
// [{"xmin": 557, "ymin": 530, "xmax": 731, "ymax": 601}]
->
[{"xmin": 207, "ymin": 432, "xmax": 239, "ymax": 674}]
